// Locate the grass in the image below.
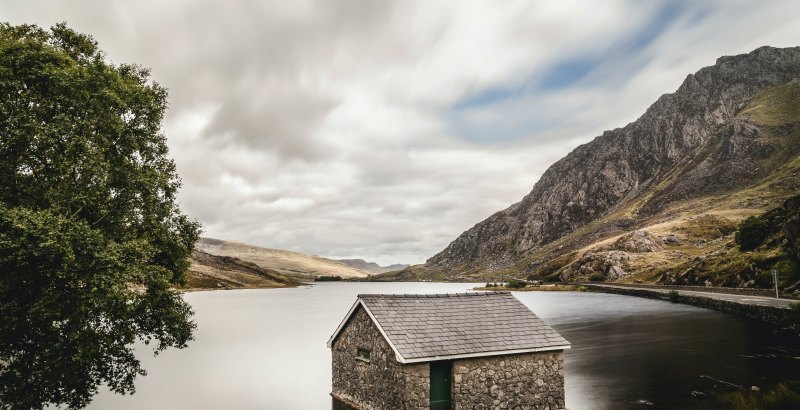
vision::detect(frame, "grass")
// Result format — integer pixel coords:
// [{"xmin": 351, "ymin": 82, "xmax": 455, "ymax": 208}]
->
[
  {"xmin": 738, "ymin": 83, "xmax": 800, "ymax": 126},
  {"xmin": 676, "ymin": 214, "xmax": 737, "ymax": 240},
  {"xmin": 696, "ymin": 381, "xmax": 800, "ymax": 410}
]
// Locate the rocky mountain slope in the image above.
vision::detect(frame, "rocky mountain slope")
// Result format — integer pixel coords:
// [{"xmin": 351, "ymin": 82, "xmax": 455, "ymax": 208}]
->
[
  {"xmin": 383, "ymin": 46, "xmax": 800, "ymax": 289},
  {"xmin": 184, "ymin": 250, "xmax": 301, "ymax": 290},
  {"xmin": 195, "ymin": 237, "xmax": 372, "ymax": 280},
  {"xmin": 336, "ymin": 259, "xmax": 410, "ymax": 274}
]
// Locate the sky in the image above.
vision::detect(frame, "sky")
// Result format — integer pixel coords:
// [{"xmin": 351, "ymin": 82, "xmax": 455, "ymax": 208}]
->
[{"xmin": 3, "ymin": 1, "xmax": 799, "ymax": 265}]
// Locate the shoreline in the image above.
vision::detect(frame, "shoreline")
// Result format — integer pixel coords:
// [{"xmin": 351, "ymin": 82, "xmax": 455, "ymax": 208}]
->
[
  {"xmin": 176, "ymin": 283, "xmax": 310, "ymax": 293},
  {"xmin": 473, "ymin": 284, "xmax": 587, "ymax": 292},
  {"xmin": 585, "ymin": 283, "xmax": 799, "ymax": 334}
]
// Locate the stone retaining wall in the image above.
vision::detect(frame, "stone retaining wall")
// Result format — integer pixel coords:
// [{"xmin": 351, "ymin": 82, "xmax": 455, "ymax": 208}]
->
[
  {"xmin": 452, "ymin": 351, "xmax": 565, "ymax": 410},
  {"xmin": 586, "ymin": 285, "xmax": 797, "ymax": 332},
  {"xmin": 331, "ymin": 306, "xmax": 429, "ymax": 410},
  {"xmin": 579, "ymin": 282, "xmax": 797, "ymax": 299}
]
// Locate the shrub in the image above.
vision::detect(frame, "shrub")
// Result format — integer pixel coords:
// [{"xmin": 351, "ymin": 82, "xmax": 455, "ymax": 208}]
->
[
  {"xmin": 668, "ymin": 290, "xmax": 680, "ymax": 303},
  {"xmin": 485, "ymin": 282, "xmax": 496, "ymax": 288},
  {"xmin": 589, "ymin": 272, "xmax": 606, "ymax": 282},
  {"xmin": 791, "ymin": 303, "xmax": 800, "ymax": 325},
  {"xmin": 314, "ymin": 275, "xmax": 342, "ymax": 281},
  {"xmin": 506, "ymin": 279, "xmax": 528, "ymax": 289},
  {"xmin": 712, "ymin": 381, "xmax": 800, "ymax": 410},
  {"xmin": 736, "ymin": 216, "xmax": 770, "ymax": 251}
]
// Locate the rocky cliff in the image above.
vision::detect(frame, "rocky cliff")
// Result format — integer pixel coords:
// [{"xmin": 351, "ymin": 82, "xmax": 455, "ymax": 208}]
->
[{"xmin": 415, "ymin": 46, "xmax": 800, "ymax": 283}]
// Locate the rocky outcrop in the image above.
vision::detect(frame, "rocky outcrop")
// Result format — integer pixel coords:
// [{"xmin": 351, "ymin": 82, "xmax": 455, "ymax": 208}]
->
[
  {"xmin": 559, "ymin": 250, "xmax": 634, "ymax": 282},
  {"xmin": 426, "ymin": 46, "xmax": 800, "ymax": 275},
  {"xmin": 611, "ymin": 230, "xmax": 663, "ymax": 253},
  {"xmin": 783, "ymin": 195, "xmax": 800, "ymax": 261}
]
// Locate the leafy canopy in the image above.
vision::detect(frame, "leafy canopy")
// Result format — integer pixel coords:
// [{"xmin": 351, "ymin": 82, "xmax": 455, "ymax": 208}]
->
[{"xmin": 0, "ymin": 23, "xmax": 200, "ymax": 409}]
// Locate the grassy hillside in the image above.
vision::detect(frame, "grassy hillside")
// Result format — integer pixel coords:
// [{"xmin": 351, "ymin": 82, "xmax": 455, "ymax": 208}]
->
[
  {"xmin": 183, "ymin": 250, "xmax": 302, "ymax": 290},
  {"xmin": 196, "ymin": 237, "xmax": 370, "ymax": 280}
]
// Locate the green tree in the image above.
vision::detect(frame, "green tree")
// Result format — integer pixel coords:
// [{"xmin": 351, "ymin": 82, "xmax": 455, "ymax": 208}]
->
[
  {"xmin": 735, "ymin": 216, "xmax": 770, "ymax": 251},
  {"xmin": 0, "ymin": 23, "xmax": 200, "ymax": 409},
  {"xmin": 588, "ymin": 272, "xmax": 605, "ymax": 282},
  {"xmin": 668, "ymin": 290, "xmax": 680, "ymax": 303},
  {"xmin": 506, "ymin": 279, "xmax": 528, "ymax": 289}
]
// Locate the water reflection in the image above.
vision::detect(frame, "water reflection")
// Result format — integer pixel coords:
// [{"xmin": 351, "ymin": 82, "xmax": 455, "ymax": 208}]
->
[{"xmin": 83, "ymin": 283, "xmax": 799, "ymax": 410}]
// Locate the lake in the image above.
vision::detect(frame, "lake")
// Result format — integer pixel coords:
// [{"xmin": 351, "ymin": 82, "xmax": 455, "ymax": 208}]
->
[{"xmin": 86, "ymin": 282, "xmax": 800, "ymax": 409}]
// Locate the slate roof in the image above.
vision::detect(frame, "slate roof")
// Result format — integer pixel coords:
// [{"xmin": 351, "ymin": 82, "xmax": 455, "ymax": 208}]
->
[{"xmin": 327, "ymin": 292, "xmax": 570, "ymax": 363}]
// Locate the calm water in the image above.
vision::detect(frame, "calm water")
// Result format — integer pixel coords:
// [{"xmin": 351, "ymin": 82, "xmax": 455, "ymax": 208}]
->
[{"xmin": 85, "ymin": 282, "xmax": 800, "ymax": 409}]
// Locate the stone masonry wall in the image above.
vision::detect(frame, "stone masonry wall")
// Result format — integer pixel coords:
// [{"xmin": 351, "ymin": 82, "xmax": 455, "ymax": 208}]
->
[
  {"xmin": 331, "ymin": 306, "xmax": 429, "ymax": 409},
  {"xmin": 452, "ymin": 351, "xmax": 565, "ymax": 410}
]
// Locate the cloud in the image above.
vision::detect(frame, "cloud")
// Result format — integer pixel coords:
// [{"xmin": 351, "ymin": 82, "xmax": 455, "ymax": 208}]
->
[
  {"xmin": 2, "ymin": 0, "xmax": 799, "ymax": 264},
  {"xmin": 200, "ymin": 80, "xmax": 337, "ymax": 159}
]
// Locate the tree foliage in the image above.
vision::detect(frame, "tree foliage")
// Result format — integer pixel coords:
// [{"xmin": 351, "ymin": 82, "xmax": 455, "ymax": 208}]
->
[
  {"xmin": 0, "ymin": 23, "xmax": 200, "ymax": 409},
  {"xmin": 505, "ymin": 279, "xmax": 528, "ymax": 289},
  {"xmin": 588, "ymin": 272, "xmax": 605, "ymax": 282},
  {"xmin": 735, "ymin": 216, "xmax": 770, "ymax": 251}
]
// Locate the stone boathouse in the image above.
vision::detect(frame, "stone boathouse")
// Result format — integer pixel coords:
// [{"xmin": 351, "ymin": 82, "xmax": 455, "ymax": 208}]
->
[{"xmin": 327, "ymin": 292, "xmax": 570, "ymax": 410}]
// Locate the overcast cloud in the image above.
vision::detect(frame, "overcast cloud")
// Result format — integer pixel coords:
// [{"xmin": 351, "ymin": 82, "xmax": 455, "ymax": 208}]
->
[{"xmin": 3, "ymin": 0, "xmax": 799, "ymax": 264}]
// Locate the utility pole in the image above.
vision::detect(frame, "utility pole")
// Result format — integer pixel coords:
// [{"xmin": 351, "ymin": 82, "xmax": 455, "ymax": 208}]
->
[{"xmin": 772, "ymin": 268, "xmax": 779, "ymax": 299}]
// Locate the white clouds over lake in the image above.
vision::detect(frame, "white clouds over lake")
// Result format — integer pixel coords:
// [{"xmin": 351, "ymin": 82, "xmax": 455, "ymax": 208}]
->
[{"xmin": 3, "ymin": 0, "xmax": 799, "ymax": 264}]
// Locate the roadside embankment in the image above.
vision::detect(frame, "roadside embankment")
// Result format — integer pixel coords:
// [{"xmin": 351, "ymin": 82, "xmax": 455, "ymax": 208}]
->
[
  {"xmin": 583, "ymin": 282, "xmax": 797, "ymax": 298},
  {"xmin": 585, "ymin": 284, "xmax": 798, "ymax": 333}
]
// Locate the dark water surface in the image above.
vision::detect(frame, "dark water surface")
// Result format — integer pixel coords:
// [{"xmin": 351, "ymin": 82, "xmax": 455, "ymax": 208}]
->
[{"xmin": 85, "ymin": 282, "xmax": 800, "ymax": 409}]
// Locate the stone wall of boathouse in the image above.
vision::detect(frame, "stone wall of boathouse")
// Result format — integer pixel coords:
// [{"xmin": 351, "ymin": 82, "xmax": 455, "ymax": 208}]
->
[
  {"xmin": 452, "ymin": 350, "xmax": 565, "ymax": 410},
  {"xmin": 330, "ymin": 306, "xmax": 429, "ymax": 409},
  {"xmin": 331, "ymin": 306, "xmax": 567, "ymax": 410}
]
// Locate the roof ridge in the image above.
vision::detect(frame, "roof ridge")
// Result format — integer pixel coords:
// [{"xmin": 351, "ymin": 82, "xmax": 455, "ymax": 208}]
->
[
  {"xmin": 328, "ymin": 291, "xmax": 570, "ymax": 363},
  {"xmin": 357, "ymin": 291, "xmax": 511, "ymax": 298}
]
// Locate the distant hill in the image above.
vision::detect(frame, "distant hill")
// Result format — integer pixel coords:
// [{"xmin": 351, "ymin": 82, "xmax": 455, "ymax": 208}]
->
[
  {"xmin": 380, "ymin": 46, "xmax": 800, "ymax": 291},
  {"xmin": 336, "ymin": 259, "xmax": 410, "ymax": 274},
  {"xmin": 195, "ymin": 237, "xmax": 371, "ymax": 280},
  {"xmin": 184, "ymin": 250, "xmax": 301, "ymax": 290}
]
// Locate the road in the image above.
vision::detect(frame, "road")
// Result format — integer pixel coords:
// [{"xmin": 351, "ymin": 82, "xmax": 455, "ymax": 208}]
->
[{"xmin": 588, "ymin": 284, "xmax": 796, "ymax": 309}]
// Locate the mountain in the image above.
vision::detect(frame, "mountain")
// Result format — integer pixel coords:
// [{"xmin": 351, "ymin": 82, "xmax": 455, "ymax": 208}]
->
[
  {"xmin": 195, "ymin": 237, "xmax": 371, "ymax": 280},
  {"xmin": 336, "ymin": 259, "xmax": 410, "ymax": 274},
  {"xmin": 382, "ymin": 46, "xmax": 800, "ymax": 289},
  {"xmin": 184, "ymin": 250, "xmax": 301, "ymax": 290}
]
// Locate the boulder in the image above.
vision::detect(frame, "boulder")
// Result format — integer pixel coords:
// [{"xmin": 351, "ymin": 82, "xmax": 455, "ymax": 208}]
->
[
  {"xmin": 607, "ymin": 265, "xmax": 628, "ymax": 281},
  {"xmin": 613, "ymin": 230, "xmax": 663, "ymax": 253}
]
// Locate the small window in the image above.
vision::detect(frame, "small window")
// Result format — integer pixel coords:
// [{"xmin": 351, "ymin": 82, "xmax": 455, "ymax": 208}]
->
[{"xmin": 355, "ymin": 348, "xmax": 371, "ymax": 363}]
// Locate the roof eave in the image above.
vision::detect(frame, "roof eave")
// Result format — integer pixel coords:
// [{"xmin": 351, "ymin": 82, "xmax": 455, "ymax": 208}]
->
[
  {"xmin": 326, "ymin": 299, "xmax": 408, "ymax": 364},
  {"xmin": 397, "ymin": 344, "xmax": 572, "ymax": 364},
  {"xmin": 326, "ymin": 298, "xmax": 362, "ymax": 348}
]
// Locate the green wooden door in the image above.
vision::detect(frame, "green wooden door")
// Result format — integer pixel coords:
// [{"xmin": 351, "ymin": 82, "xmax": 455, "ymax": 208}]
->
[{"xmin": 430, "ymin": 361, "xmax": 452, "ymax": 410}]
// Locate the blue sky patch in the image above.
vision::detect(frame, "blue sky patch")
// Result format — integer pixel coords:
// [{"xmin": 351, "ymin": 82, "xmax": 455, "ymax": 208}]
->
[{"xmin": 449, "ymin": 1, "xmax": 698, "ymax": 144}]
